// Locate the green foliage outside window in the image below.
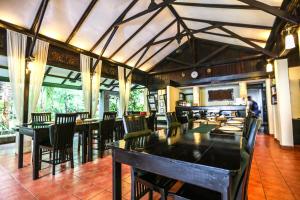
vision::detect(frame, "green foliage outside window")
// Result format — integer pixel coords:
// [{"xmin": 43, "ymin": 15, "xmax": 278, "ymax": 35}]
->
[
  {"xmin": 36, "ymin": 86, "xmax": 85, "ymax": 117},
  {"xmin": 128, "ymin": 89, "xmax": 144, "ymax": 112},
  {"xmin": 109, "ymin": 95, "xmax": 119, "ymax": 112}
]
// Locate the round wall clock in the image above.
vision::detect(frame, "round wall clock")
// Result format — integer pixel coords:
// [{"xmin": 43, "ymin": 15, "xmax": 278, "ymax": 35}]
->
[{"xmin": 191, "ymin": 71, "xmax": 198, "ymax": 79}]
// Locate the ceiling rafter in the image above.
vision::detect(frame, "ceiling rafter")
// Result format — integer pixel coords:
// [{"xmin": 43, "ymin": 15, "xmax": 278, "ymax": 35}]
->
[
  {"xmin": 218, "ymin": 26, "xmax": 277, "ymax": 57},
  {"xmin": 30, "ymin": 0, "xmax": 45, "ymax": 32},
  {"xmin": 166, "ymin": 3, "xmax": 194, "ymax": 38},
  {"xmin": 124, "ymin": 19, "xmax": 177, "ymax": 64},
  {"xmin": 115, "ymin": 0, "xmax": 176, "ymax": 27},
  {"xmin": 90, "ymin": 0, "xmax": 138, "ymax": 52},
  {"xmin": 150, "ymin": 54, "xmax": 264, "ymax": 75},
  {"xmin": 237, "ymin": 0, "xmax": 299, "ymax": 24},
  {"xmin": 109, "ymin": 7, "xmax": 165, "ymax": 59},
  {"xmin": 91, "ymin": 0, "xmax": 138, "ymax": 72},
  {"xmin": 166, "ymin": 57, "xmax": 191, "ymax": 66},
  {"xmin": 137, "ymin": 35, "xmax": 178, "ymax": 69},
  {"xmin": 194, "ymin": 45, "xmax": 229, "ymax": 66},
  {"xmin": 65, "ymin": 0, "xmax": 98, "ymax": 44},
  {"xmin": 181, "ymin": 17, "xmax": 273, "ymax": 30},
  {"xmin": 193, "ymin": 29, "xmax": 267, "ymax": 43},
  {"xmin": 28, "ymin": 0, "xmax": 49, "ymax": 57},
  {"xmin": 171, "ymin": 2, "xmax": 280, "ymax": 10},
  {"xmin": 125, "ymin": 45, "xmax": 151, "ymax": 79}
]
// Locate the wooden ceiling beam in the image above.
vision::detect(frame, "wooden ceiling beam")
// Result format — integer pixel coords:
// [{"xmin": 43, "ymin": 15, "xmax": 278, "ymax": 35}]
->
[
  {"xmin": 218, "ymin": 26, "xmax": 277, "ymax": 57},
  {"xmin": 30, "ymin": 0, "xmax": 45, "ymax": 32},
  {"xmin": 166, "ymin": 57, "xmax": 191, "ymax": 66},
  {"xmin": 116, "ymin": 0, "xmax": 176, "ymax": 26},
  {"xmin": 194, "ymin": 45, "xmax": 229, "ymax": 66},
  {"xmin": 109, "ymin": 7, "xmax": 164, "ymax": 59},
  {"xmin": 171, "ymin": 2, "xmax": 280, "ymax": 10},
  {"xmin": 182, "ymin": 17, "xmax": 272, "ymax": 30},
  {"xmin": 28, "ymin": 0, "xmax": 49, "ymax": 57},
  {"xmin": 90, "ymin": 0, "xmax": 138, "ymax": 52},
  {"xmin": 149, "ymin": 54, "xmax": 264, "ymax": 75},
  {"xmin": 124, "ymin": 19, "xmax": 176, "ymax": 64},
  {"xmin": 193, "ymin": 29, "xmax": 267, "ymax": 43},
  {"xmin": 65, "ymin": 0, "xmax": 98, "ymax": 44},
  {"xmin": 137, "ymin": 38, "xmax": 175, "ymax": 69},
  {"xmin": 237, "ymin": 0, "xmax": 299, "ymax": 24},
  {"xmin": 166, "ymin": 4, "xmax": 194, "ymax": 38}
]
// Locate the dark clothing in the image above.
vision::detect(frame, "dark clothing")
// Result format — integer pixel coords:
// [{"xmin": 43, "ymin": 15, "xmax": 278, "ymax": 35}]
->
[{"xmin": 249, "ymin": 100, "xmax": 260, "ymax": 117}]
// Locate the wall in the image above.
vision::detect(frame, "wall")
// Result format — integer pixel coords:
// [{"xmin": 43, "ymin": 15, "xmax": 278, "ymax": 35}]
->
[
  {"xmin": 199, "ymin": 84, "xmax": 240, "ymax": 106},
  {"xmin": 167, "ymin": 86, "xmax": 180, "ymax": 112},
  {"xmin": 289, "ymin": 66, "xmax": 300, "ymax": 119}
]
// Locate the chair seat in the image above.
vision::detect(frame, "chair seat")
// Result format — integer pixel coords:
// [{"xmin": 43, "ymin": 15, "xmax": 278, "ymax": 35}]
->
[{"xmin": 137, "ymin": 172, "xmax": 176, "ymax": 190}]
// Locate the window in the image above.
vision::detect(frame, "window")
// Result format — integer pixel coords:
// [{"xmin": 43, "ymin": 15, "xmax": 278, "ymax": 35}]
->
[
  {"xmin": 36, "ymin": 86, "xmax": 85, "ymax": 116},
  {"xmin": 108, "ymin": 94, "xmax": 119, "ymax": 112},
  {"xmin": 128, "ymin": 89, "xmax": 145, "ymax": 112}
]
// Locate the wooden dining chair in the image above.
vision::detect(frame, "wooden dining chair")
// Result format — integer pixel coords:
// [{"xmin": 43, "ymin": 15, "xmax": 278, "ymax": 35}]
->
[
  {"xmin": 103, "ymin": 111, "xmax": 117, "ymax": 120},
  {"xmin": 147, "ymin": 111, "xmax": 156, "ymax": 131},
  {"xmin": 93, "ymin": 116, "xmax": 116, "ymax": 157},
  {"xmin": 166, "ymin": 112, "xmax": 181, "ymax": 128},
  {"xmin": 39, "ymin": 113, "xmax": 77, "ymax": 175},
  {"xmin": 123, "ymin": 115, "xmax": 176, "ymax": 200},
  {"xmin": 31, "ymin": 112, "xmax": 52, "ymax": 123},
  {"xmin": 76, "ymin": 112, "xmax": 90, "ymax": 152}
]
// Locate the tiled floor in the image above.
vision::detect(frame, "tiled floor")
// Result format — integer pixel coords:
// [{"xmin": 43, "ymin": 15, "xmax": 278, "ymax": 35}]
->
[{"xmin": 0, "ymin": 134, "xmax": 299, "ymax": 200}]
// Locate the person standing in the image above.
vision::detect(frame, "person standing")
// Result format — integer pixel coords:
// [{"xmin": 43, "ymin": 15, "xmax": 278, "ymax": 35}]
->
[{"xmin": 247, "ymin": 96, "xmax": 260, "ymax": 117}]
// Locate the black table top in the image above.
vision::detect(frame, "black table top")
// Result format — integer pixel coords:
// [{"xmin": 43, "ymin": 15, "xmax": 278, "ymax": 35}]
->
[{"xmin": 109, "ymin": 124, "xmax": 242, "ymax": 172}]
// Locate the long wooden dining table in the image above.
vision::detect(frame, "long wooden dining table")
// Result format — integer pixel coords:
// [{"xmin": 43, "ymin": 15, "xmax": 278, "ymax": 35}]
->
[
  {"xmin": 18, "ymin": 119, "xmax": 124, "ymax": 180},
  {"xmin": 108, "ymin": 123, "xmax": 242, "ymax": 200}
]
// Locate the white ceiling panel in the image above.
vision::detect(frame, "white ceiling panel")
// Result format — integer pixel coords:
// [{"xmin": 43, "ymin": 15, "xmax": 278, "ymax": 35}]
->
[
  {"xmin": 111, "ymin": 8, "xmax": 176, "ymax": 64},
  {"xmin": 224, "ymin": 26, "xmax": 271, "ymax": 42},
  {"xmin": 175, "ymin": 0, "xmax": 283, "ymax": 7},
  {"xmin": 69, "ymin": 0, "xmax": 132, "ymax": 50},
  {"xmin": 139, "ymin": 42, "xmax": 173, "ymax": 66},
  {"xmin": 40, "ymin": 0, "xmax": 92, "ymax": 42},
  {"xmin": 0, "ymin": 0, "xmax": 41, "ymax": 28},
  {"xmin": 183, "ymin": 20, "xmax": 211, "ymax": 30},
  {"xmin": 173, "ymin": 6, "xmax": 276, "ymax": 27},
  {"xmin": 140, "ymin": 37, "xmax": 188, "ymax": 72}
]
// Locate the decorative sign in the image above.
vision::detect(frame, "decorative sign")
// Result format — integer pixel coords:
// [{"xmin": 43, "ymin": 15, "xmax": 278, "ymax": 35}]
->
[{"xmin": 208, "ymin": 89, "xmax": 233, "ymax": 101}]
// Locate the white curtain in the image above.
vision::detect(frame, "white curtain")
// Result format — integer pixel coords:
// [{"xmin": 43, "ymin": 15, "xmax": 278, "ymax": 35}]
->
[
  {"xmin": 118, "ymin": 66, "xmax": 132, "ymax": 117},
  {"xmin": 28, "ymin": 39, "xmax": 49, "ymax": 122},
  {"xmin": 91, "ymin": 59, "xmax": 102, "ymax": 117},
  {"xmin": 7, "ymin": 30, "xmax": 27, "ymax": 125},
  {"xmin": 80, "ymin": 54, "xmax": 91, "ymax": 113}
]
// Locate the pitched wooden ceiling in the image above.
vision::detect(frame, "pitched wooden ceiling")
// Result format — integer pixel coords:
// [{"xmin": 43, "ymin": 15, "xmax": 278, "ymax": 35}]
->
[{"xmin": 0, "ymin": 0, "xmax": 298, "ymax": 72}]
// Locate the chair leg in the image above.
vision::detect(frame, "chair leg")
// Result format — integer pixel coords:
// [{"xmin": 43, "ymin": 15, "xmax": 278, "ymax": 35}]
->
[
  {"xmin": 52, "ymin": 150, "xmax": 56, "ymax": 175},
  {"xmin": 70, "ymin": 149, "xmax": 74, "ymax": 168},
  {"xmin": 77, "ymin": 134, "xmax": 81, "ymax": 152},
  {"xmin": 148, "ymin": 190, "xmax": 153, "ymax": 200},
  {"xmin": 39, "ymin": 148, "xmax": 42, "ymax": 170}
]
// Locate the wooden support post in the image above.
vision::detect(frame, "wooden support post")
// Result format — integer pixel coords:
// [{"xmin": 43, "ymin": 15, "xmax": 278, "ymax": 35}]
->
[{"xmin": 89, "ymin": 58, "xmax": 93, "ymax": 118}]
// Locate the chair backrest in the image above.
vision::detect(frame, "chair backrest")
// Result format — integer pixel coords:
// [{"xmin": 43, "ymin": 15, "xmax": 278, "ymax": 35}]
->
[
  {"xmin": 50, "ymin": 113, "xmax": 77, "ymax": 149},
  {"xmin": 103, "ymin": 112, "xmax": 117, "ymax": 120},
  {"xmin": 242, "ymin": 117, "xmax": 255, "ymax": 140},
  {"xmin": 147, "ymin": 111, "xmax": 156, "ymax": 131},
  {"xmin": 77, "ymin": 112, "xmax": 90, "ymax": 120},
  {"xmin": 245, "ymin": 119, "xmax": 261, "ymax": 154},
  {"xmin": 123, "ymin": 115, "xmax": 149, "ymax": 134},
  {"xmin": 31, "ymin": 112, "xmax": 51, "ymax": 123},
  {"xmin": 100, "ymin": 118, "xmax": 116, "ymax": 142}
]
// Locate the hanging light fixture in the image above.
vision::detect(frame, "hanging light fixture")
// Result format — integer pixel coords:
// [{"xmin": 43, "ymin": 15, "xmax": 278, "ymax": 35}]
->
[
  {"xmin": 285, "ymin": 28, "xmax": 296, "ymax": 50},
  {"xmin": 266, "ymin": 62, "xmax": 273, "ymax": 73}
]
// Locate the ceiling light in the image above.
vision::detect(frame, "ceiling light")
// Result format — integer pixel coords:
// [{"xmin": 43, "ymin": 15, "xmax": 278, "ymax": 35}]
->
[
  {"xmin": 266, "ymin": 62, "xmax": 273, "ymax": 73},
  {"xmin": 285, "ymin": 29, "xmax": 295, "ymax": 50}
]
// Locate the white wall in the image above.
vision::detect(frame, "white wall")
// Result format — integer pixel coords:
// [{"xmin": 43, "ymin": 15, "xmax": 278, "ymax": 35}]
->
[
  {"xmin": 265, "ymin": 79, "xmax": 274, "ymax": 134},
  {"xmin": 199, "ymin": 84, "xmax": 240, "ymax": 106},
  {"xmin": 289, "ymin": 66, "xmax": 300, "ymax": 119},
  {"xmin": 274, "ymin": 59, "xmax": 293, "ymax": 146}
]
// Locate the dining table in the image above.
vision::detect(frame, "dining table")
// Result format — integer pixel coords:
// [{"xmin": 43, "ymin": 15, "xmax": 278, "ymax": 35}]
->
[
  {"xmin": 18, "ymin": 118, "xmax": 124, "ymax": 180},
  {"xmin": 108, "ymin": 123, "xmax": 243, "ymax": 200}
]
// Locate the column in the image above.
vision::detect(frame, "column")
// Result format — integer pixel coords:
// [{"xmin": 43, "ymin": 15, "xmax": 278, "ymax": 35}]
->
[
  {"xmin": 274, "ymin": 59, "xmax": 294, "ymax": 146},
  {"xmin": 265, "ymin": 79, "xmax": 274, "ymax": 135},
  {"xmin": 193, "ymin": 86, "xmax": 200, "ymax": 106}
]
